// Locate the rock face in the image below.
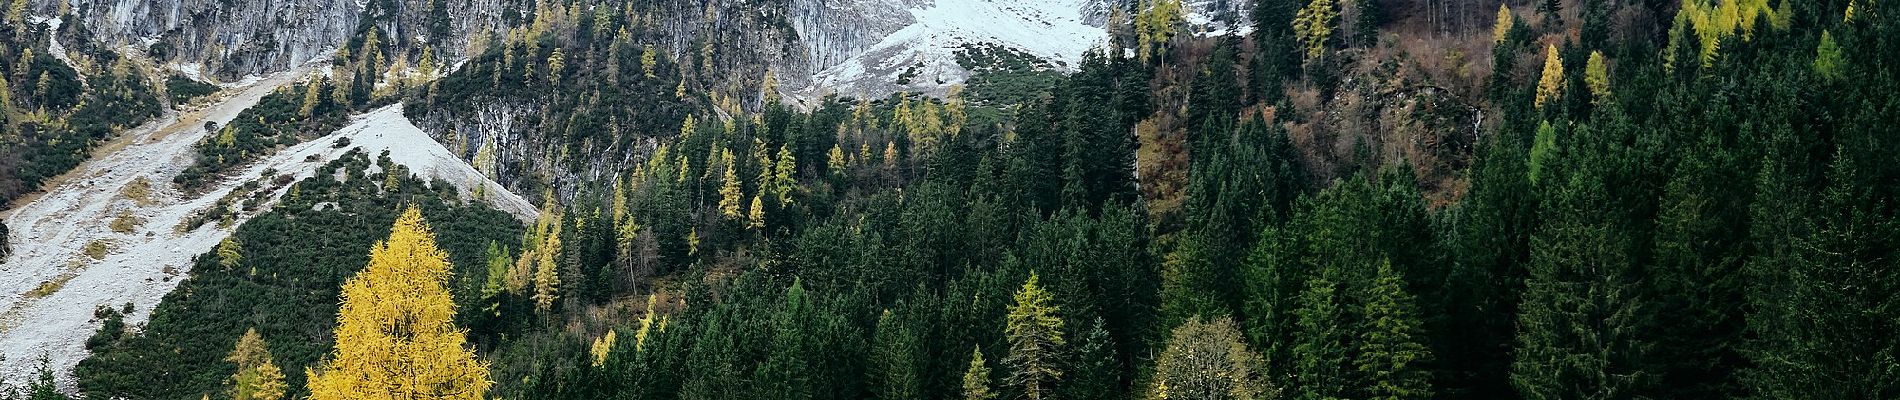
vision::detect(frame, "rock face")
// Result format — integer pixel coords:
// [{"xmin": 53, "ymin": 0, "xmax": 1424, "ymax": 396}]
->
[
  {"xmin": 45, "ymin": 0, "xmax": 509, "ymax": 80},
  {"xmin": 52, "ymin": 0, "xmax": 362, "ymax": 79}
]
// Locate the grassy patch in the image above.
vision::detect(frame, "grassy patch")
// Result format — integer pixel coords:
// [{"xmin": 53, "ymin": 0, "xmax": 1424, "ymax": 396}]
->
[
  {"xmin": 84, "ymin": 239, "xmax": 115, "ymax": 259},
  {"xmin": 110, "ymin": 211, "xmax": 142, "ymax": 233},
  {"xmin": 121, "ymin": 177, "xmax": 154, "ymax": 205},
  {"xmin": 26, "ymin": 272, "xmax": 78, "ymax": 299}
]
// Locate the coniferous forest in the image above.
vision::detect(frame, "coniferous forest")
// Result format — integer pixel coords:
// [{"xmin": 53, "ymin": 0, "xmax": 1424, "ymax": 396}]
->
[{"xmin": 2, "ymin": 0, "xmax": 1899, "ymax": 399}]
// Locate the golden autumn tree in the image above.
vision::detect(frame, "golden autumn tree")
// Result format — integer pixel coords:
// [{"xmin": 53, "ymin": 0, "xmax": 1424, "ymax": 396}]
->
[
  {"xmin": 1493, "ymin": 4, "xmax": 1514, "ymax": 44},
  {"xmin": 1535, "ymin": 45, "xmax": 1564, "ymax": 109},
  {"xmin": 306, "ymin": 207, "xmax": 491, "ymax": 400}
]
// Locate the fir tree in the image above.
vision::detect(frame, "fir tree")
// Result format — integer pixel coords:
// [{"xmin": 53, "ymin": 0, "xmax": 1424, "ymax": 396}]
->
[{"xmin": 1292, "ymin": 276, "xmax": 1348, "ymax": 400}]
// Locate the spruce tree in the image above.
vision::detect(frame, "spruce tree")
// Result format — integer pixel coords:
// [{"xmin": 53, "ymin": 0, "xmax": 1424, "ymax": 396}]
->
[
  {"xmin": 1292, "ymin": 276, "xmax": 1348, "ymax": 400},
  {"xmin": 1355, "ymin": 261, "xmax": 1431, "ymax": 400}
]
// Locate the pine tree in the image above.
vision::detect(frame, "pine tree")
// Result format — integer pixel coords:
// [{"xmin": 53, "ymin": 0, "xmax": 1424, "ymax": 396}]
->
[
  {"xmin": 1065, "ymin": 318, "xmax": 1121, "ymax": 400},
  {"xmin": 1152, "ymin": 316, "xmax": 1275, "ymax": 400},
  {"xmin": 306, "ymin": 207, "xmax": 491, "ymax": 400},
  {"xmin": 1355, "ymin": 261, "xmax": 1432, "ymax": 400},
  {"xmin": 964, "ymin": 346, "xmax": 996, "ymax": 400},
  {"xmin": 1535, "ymin": 45, "xmax": 1564, "ymax": 109},
  {"xmin": 225, "ymin": 328, "xmax": 286, "ymax": 400},
  {"xmin": 1006, "ymin": 273, "xmax": 1065, "ymax": 400}
]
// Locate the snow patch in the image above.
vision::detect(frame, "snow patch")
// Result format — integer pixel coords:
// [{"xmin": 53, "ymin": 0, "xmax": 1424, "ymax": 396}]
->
[{"xmin": 806, "ymin": 0, "xmax": 1108, "ymax": 97}]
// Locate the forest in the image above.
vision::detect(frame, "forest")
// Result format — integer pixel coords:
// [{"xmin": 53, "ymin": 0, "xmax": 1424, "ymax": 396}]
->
[{"xmin": 5, "ymin": 0, "xmax": 1899, "ymax": 399}]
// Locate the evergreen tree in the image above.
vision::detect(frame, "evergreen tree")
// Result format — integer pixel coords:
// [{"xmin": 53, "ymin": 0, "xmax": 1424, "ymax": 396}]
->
[
  {"xmin": 1064, "ymin": 318, "xmax": 1120, "ymax": 400},
  {"xmin": 306, "ymin": 207, "xmax": 491, "ymax": 400},
  {"xmin": 1354, "ymin": 261, "xmax": 1431, "ymax": 400},
  {"xmin": 1006, "ymin": 273, "xmax": 1065, "ymax": 400},
  {"xmin": 1291, "ymin": 276, "xmax": 1348, "ymax": 400},
  {"xmin": 872, "ymin": 310, "xmax": 922, "ymax": 400}
]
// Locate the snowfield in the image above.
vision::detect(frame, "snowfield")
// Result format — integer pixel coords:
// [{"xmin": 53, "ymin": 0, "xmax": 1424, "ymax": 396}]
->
[
  {"xmin": 0, "ymin": 71, "xmax": 532, "ymax": 386},
  {"xmin": 807, "ymin": 0, "xmax": 1109, "ymax": 97}
]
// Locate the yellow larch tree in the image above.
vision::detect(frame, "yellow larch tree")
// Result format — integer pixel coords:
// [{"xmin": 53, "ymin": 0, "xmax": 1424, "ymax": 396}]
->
[
  {"xmin": 1294, "ymin": 0, "xmax": 1338, "ymax": 62},
  {"xmin": 1585, "ymin": 51, "xmax": 1611, "ymax": 103},
  {"xmin": 306, "ymin": 207, "xmax": 491, "ymax": 400},
  {"xmin": 1494, "ymin": 4, "xmax": 1514, "ymax": 44},
  {"xmin": 1535, "ymin": 44, "xmax": 1564, "ymax": 109},
  {"xmin": 718, "ymin": 148, "xmax": 744, "ymax": 219},
  {"xmin": 226, "ymin": 328, "xmax": 287, "ymax": 400}
]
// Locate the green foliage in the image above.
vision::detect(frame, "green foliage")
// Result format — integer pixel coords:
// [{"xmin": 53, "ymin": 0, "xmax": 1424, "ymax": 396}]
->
[
  {"xmin": 175, "ymin": 79, "xmax": 349, "ymax": 190},
  {"xmin": 166, "ymin": 75, "xmax": 218, "ymax": 104},
  {"xmin": 1006, "ymin": 273, "xmax": 1065, "ymax": 400}
]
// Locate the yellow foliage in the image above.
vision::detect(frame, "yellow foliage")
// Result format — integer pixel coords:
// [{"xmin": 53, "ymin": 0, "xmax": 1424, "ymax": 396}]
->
[
  {"xmin": 227, "ymin": 328, "xmax": 287, "ymax": 400},
  {"xmin": 590, "ymin": 330, "xmax": 617, "ymax": 367},
  {"xmin": 533, "ymin": 213, "xmax": 564, "ymax": 314},
  {"xmin": 1585, "ymin": 51, "xmax": 1611, "ymax": 103},
  {"xmin": 719, "ymin": 149, "xmax": 744, "ymax": 219},
  {"xmin": 1494, "ymin": 4, "xmax": 1514, "ymax": 44},
  {"xmin": 1135, "ymin": 0, "xmax": 1185, "ymax": 61},
  {"xmin": 1535, "ymin": 45, "xmax": 1564, "ymax": 109},
  {"xmin": 306, "ymin": 207, "xmax": 490, "ymax": 400},
  {"xmin": 634, "ymin": 294, "xmax": 660, "ymax": 351},
  {"xmin": 748, "ymin": 195, "xmax": 766, "ymax": 230},
  {"xmin": 1294, "ymin": 0, "xmax": 1338, "ymax": 62}
]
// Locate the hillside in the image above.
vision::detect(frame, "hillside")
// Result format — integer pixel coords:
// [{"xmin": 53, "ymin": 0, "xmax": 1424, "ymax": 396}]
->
[{"xmin": 3, "ymin": 0, "xmax": 1900, "ymax": 399}]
